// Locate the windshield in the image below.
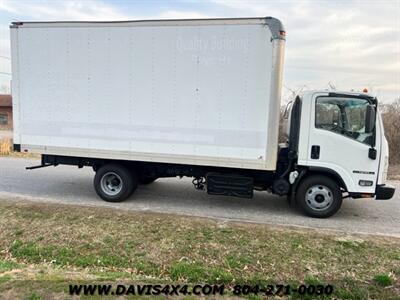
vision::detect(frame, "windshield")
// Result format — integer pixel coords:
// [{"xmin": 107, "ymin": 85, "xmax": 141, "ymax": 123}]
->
[{"xmin": 315, "ymin": 97, "xmax": 374, "ymax": 145}]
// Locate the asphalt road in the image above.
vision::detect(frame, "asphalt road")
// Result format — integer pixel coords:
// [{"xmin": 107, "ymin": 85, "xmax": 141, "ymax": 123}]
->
[{"xmin": 0, "ymin": 157, "xmax": 399, "ymax": 237}]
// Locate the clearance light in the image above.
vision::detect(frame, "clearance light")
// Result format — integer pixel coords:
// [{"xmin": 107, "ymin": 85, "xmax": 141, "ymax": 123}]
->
[
  {"xmin": 279, "ymin": 31, "xmax": 286, "ymax": 37},
  {"xmin": 359, "ymin": 180, "xmax": 373, "ymax": 187},
  {"xmin": 363, "ymin": 88, "xmax": 368, "ymax": 93}
]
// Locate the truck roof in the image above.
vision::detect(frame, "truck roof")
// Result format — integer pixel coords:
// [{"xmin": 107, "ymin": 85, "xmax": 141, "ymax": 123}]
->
[
  {"xmin": 300, "ymin": 90, "xmax": 377, "ymax": 104},
  {"xmin": 11, "ymin": 17, "xmax": 285, "ymax": 40},
  {"xmin": 301, "ymin": 90, "xmax": 375, "ymax": 98}
]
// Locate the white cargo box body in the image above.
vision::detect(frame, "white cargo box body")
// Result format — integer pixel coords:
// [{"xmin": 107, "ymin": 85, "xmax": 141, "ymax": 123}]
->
[{"xmin": 11, "ymin": 17, "xmax": 285, "ymax": 170}]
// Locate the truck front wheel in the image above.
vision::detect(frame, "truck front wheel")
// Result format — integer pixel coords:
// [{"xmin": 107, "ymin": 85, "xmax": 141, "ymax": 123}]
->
[
  {"xmin": 94, "ymin": 164, "xmax": 138, "ymax": 202},
  {"xmin": 296, "ymin": 175, "xmax": 342, "ymax": 218}
]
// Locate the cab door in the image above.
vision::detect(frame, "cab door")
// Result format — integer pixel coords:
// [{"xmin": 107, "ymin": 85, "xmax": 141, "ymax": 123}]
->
[{"xmin": 305, "ymin": 93, "xmax": 380, "ymax": 194}]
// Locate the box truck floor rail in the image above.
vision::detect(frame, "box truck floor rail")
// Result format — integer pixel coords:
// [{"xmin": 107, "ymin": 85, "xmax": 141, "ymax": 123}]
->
[{"xmin": 10, "ymin": 17, "xmax": 394, "ymax": 218}]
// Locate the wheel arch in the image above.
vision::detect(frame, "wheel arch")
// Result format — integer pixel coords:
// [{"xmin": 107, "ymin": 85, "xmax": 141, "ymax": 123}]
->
[
  {"xmin": 300, "ymin": 167, "xmax": 348, "ymax": 191},
  {"xmin": 92, "ymin": 159, "xmax": 137, "ymax": 172}
]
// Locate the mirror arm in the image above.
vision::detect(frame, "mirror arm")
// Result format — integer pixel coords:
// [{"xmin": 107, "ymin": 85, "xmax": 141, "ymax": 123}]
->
[{"xmin": 369, "ymin": 120, "xmax": 376, "ymax": 160}]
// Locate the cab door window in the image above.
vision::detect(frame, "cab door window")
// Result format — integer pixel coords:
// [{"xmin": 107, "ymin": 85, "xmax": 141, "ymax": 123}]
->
[{"xmin": 315, "ymin": 97, "xmax": 373, "ymax": 145}]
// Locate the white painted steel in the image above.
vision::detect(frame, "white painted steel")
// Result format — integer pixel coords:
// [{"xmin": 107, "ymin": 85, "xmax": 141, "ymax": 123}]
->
[
  {"xmin": 298, "ymin": 91, "xmax": 383, "ymax": 194},
  {"xmin": 11, "ymin": 18, "xmax": 285, "ymax": 170}
]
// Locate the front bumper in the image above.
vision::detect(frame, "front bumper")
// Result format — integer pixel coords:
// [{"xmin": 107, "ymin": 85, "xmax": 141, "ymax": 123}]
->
[{"xmin": 375, "ymin": 184, "xmax": 395, "ymax": 200}]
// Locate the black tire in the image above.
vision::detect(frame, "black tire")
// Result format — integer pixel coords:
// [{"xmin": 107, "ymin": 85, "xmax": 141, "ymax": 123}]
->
[
  {"xmin": 296, "ymin": 175, "xmax": 342, "ymax": 218},
  {"xmin": 138, "ymin": 176, "xmax": 157, "ymax": 185},
  {"xmin": 94, "ymin": 164, "xmax": 138, "ymax": 202}
]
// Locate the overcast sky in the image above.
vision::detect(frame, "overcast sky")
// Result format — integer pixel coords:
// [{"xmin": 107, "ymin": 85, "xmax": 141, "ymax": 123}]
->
[{"xmin": 0, "ymin": 0, "xmax": 398, "ymax": 102}]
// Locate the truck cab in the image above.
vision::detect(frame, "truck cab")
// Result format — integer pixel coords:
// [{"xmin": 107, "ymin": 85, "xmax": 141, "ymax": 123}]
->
[{"xmin": 284, "ymin": 91, "xmax": 395, "ymax": 217}]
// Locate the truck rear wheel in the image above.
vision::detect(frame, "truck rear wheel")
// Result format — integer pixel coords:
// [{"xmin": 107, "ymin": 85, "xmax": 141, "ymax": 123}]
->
[
  {"xmin": 296, "ymin": 175, "xmax": 342, "ymax": 218},
  {"xmin": 94, "ymin": 164, "xmax": 138, "ymax": 202}
]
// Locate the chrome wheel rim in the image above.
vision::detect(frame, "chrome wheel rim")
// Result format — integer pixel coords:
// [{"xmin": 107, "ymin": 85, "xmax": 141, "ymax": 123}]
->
[
  {"xmin": 305, "ymin": 185, "xmax": 333, "ymax": 211},
  {"xmin": 100, "ymin": 172, "xmax": 123, "ymax": 196}
]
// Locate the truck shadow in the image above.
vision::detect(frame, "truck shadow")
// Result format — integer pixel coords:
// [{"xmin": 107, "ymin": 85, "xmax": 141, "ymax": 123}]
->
[
  {"xmin": 9, "ymin": 167, "xmax": 387, "ymax": 222},
  {"xmin": 132, "ymin": 179, "xmax": 304, "ymax": 217}
]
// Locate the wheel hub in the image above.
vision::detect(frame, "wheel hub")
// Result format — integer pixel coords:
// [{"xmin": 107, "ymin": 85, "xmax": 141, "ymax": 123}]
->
[
  {"xmin": 305, "ymin": 185, "xmax": 333, "ymax": 211},
  {"xmin": 100, "ymin": 172, "xmax": 123, "ymax": 196},
  {"xmin": 315, "ymin": 194, "xmax": 325, "ymax": 203}
]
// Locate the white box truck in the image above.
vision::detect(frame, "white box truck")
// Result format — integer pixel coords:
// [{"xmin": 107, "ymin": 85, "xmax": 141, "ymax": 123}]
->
[{"xmin": 10, "ymin": 17, "xmax": 394, "ymax": 217}]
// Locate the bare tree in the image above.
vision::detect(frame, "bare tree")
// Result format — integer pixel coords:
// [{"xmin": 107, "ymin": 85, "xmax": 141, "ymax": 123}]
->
[{"xmin": 380, "ymin": 98, "xmax": 400, "ymax": 164}]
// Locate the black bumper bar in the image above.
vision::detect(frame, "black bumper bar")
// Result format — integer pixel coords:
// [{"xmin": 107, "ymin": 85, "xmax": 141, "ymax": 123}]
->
[{"xmin": 375, "ymin": 184, "xmax": 395, "ymax": 200}]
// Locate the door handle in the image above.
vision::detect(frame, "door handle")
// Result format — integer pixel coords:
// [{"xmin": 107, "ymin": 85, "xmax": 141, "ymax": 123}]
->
[
  {"xmin": 368, "ymin": 148, "xmax": 377, "ymax": 160},
  {"xmin": 311, "ymin": 145, "xmax": 320, "ymax": 159}
]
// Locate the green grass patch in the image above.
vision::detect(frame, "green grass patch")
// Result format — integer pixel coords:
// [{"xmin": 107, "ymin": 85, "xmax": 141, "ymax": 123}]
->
[
  {"xmin": 0, "ymin": 259, "xmax": 20, "ymax": 272},
  {"xmin": 373, "ymin": 274, "xmax": 393, "ymax": 286},
  {"xmin": 170, "ymin": 262, "xmax": 208, "ymax": 282},
  {"xmin": 0, "ymin": 275, "xmax": 12, "ymax": 284},
  {"xmin": 25, "ymin": 293, "xmax": 43, "ymax": 300}
]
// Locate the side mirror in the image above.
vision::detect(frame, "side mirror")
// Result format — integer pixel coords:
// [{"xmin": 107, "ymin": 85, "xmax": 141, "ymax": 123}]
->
[{"xmin": 365, "ymin": 105, "xmax": 376, "ymax": 133}]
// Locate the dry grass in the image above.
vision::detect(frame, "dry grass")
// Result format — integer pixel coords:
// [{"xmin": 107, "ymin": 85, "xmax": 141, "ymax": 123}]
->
[
  {"xmin": 0, "ymin": 200, "xmax": 398, "ymax": 299},
  {"xmin": 0, "ymin": 138, "xmax": 11, "ymax": 156}
]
